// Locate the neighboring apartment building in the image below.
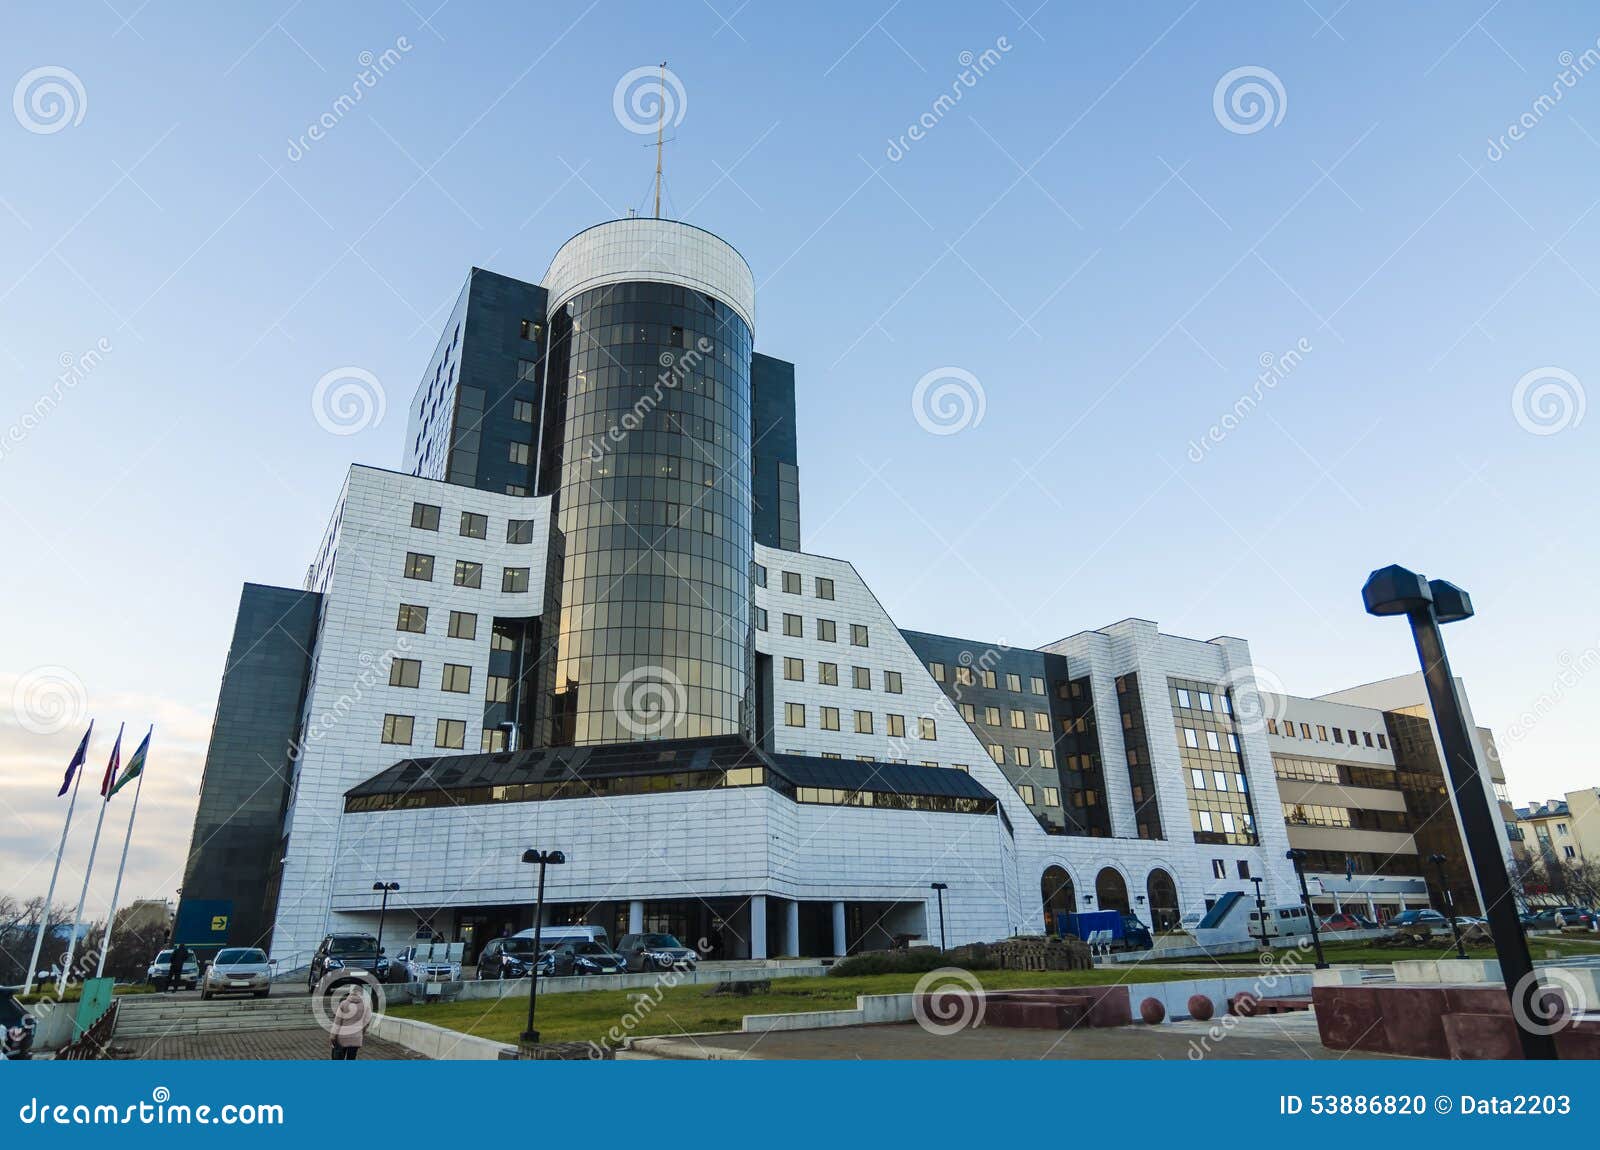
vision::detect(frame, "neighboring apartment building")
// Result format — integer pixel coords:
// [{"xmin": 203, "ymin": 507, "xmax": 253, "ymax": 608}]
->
[
  {"xmin": 176, "ymin": 214, "xmax": 1508, "ymax": 964},
  {"xmin": 1515, "ymin": 790, "xmax": 1599, "ymax": 906}
]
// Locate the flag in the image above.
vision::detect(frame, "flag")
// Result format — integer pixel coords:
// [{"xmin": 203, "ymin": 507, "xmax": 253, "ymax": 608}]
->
[
  {"xmin": 99, "ymin": 723, "xmax": 124, "ymax": 799},
  {"xmin": 111, "ymin": 727, "xmax": 151, "ymax": 796},
  {"xmin": 57, "ymin": 721, "xmax": 93, "ymax": 796}
]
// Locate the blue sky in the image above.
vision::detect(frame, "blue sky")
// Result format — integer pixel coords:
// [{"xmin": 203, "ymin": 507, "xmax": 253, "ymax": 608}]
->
[{"xmin": 3, "ymin": 1, "xmax": 1597, "ymax": 903}]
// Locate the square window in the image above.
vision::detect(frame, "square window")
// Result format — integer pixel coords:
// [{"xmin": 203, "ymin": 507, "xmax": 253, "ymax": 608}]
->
[
  {"xmin": 784, "ymin": 657, "xmax": 804, "ymax": 681},
  {"xmin": 815, "ymin": 576, "xmax": 834, "ymax": 600},
  {"xmin": 783, "ymin": 613, "xmax": 802, "ymax": 638},
  {"xmin": 485, "ymin": 675, "xmax": 512, "ymax": 703},
  {"xmin": 502, "ymin": 567, "xmax": 530, "ymax": 593},
  {"xmin": 987, "ymin": 744, "xmax": 1003, "ymax": 764},
  {"xmin": 1043, "ymin": 786, "xmax": 1060, "ymax": 807},
  {"xmin": 1005, "ymin": 673, "xmax": 1022, "ymax": 692},
  {"xmin": 919, "ymin": 717, "xmax": 937, "ymax": 740},
  {"xmin": 1033, "ymin": 712, "xmax": 1049, "ymax": 731},
  {"xmin": 519, "ymin": 319, "xmax": 541, "ymax": 341},
  {"xmin": 411, "ymin": 503, "xmax": 440, "ymax": 530},
  {"xmin": 1030, "ymin": 676, "xmax": 1046, "ymax": 695},
  {"xmin": 481, "ymin": 728, "xmax": 507, "ymax": 752},
  {"xmin": 955, "ymin": 666, "xmax": 973, "ymax": 686},
  {"xmin": 441, "ymin": 663, "xmax": 472, "ymax": 693},
  {"xmin": 1198, "ymin": 692, "xmax": 1213, "ymax": 711},
  {"xmin": 818, "ymin": 662, "xmax": 839, "ymax": 686},
  {"xmin": 887, "ymin": 714, "xmax": 906, "ymax": 737},
  {"xmin": 396, "ymin": 604, "xmax": 428, "ymax": 633},
  {"xmin": 1018, "ymin": 784, "xmax": 1035, "ymax": 805},
  {"xmin": 821, "ymin": 706, "xmax": 840, "ymax": 731},
  {"xmin": 852, "ymin": 666, "xmax": 871, "ymax": 689},
  {"xmin": 403, "ymin": 552, "xmax": 434, "ymax": 581},
  {"xmin": 460, "ymin": 511, "xmax": 487, "ymax": 539},
  {"xmin": 1176, "ymin": 687, "xmax": 1191, "ymax": 709},
  {"xmin": 928, "ymin": 661, "xmax": 946, "ymax": 682},
  {"xmin": 1013, "ymin": 745, "xmax": 1028, "ymax": 765},
  {"xmin": 782, "ymin": 571, "xmax": 801, "ymax": 594},
  {"xmin": 785, "ymin": 702, "xmax": 805, "ymax": 727},
  {"xmin": 381, "ymin": 714, "xmax": 414, "ymax": 745},
  {"xmin": 817, "ymin": 618, "xmax": 836, "ymax": 642},
  {"xmin": 435, "ymin": 718, "xmax": 466, "ymax": 749},
  {"xmin": 506, "ymin": 519, "xmax": 536, "ymax": 544},
  {"xmin": 850, "ymin": 624, "xmax": 869, "ymax": 647},
  {"xmin": 454, "ymin": 560, "xmax": 483, "ymax": 588},
  {"xmin": 984, "ymin": 706, "xmax": 1001, "ymax": 725},
  {"xmin": 490, "ymin": 628, "xmax": 516, "ymax": 652},
  {"xmin": 388, "ymin": 658, "xmax": 421, "ymax": 688},
  {"xmin": 508, "ymin": 442, "xmax": 531, "ymax": 465},
  {"xmin": 850, "ymin": 710, "xmax": 873, "ymax": 735},
  {"xmin": 981, "ymin": 670, "xmax": 996, "ymax": 689},
  {"xmin": 1198, "ymin": 811, "xmax": 1214, "ymax": 832},
  {"xmin": 512, "ymin": 398, "xmax": 535, "ymax": 423},
  {"xmin": 505, "ymin": 484, "xmax": 527, "ymax": 496}
]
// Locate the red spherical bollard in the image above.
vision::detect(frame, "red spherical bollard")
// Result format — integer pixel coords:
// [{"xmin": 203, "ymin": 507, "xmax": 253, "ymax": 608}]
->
[
  {"xmin": 1139, "ymin": 996, "xmax": 1166, "ymax": 1024},
  {"xmin": 1232, "ymin": 991, "xmax": 1260, "ymax": 1017},
  {"xmin": 1187, "ymin": 994, "xmax": 1215, "ymax": 1022}
]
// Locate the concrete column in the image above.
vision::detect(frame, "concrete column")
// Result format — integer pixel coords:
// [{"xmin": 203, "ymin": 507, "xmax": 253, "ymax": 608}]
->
[
  {"xmin": 750, "ymin": 895, "xmax": 768, "ymax": 961},
  {"xmin": 628, "ymin": 900, "xmax": 644, "ymax": 935},
  {"xmin": 785, "ymin": 900, "xmax": 800, "ymax": 957},
  {"xmin": 831, "ymin": 901, "xmax": 847, "ymax": 957},
  {"xmin": 1366, "ymin": 896, "xmax": 1377, "ymax": 922}
]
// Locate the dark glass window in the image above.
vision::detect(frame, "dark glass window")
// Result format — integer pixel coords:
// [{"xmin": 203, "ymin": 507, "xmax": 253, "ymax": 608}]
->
[
  {"xmin": 396, "ymin": 604, "xmax": 428, "ymax": 633},
  {"xmin": 502, "ymin": 567, "xmax": 530, "ymax": 593},
  {"xmin": 403, "ymin": 552, "xmax": 434, "ymax": 581},
  {"xmin": 850, "ymin": 624, "xmax": 868, "ymax": 647},
  {"xmin": 447, "ymin": 610, "xmax": 476, "ymax": 640},
  {"xmin": 411, "ymin": 503, "xmax": 440, "ymax": 530},
  {"xmin": 506, "ymin": 519, "xmax": 536, "ymax": 544},
  {"xmin": 389, "ymin": 658, "xmax": 421, "ymax": 688},
  {"xmin": 381, "ymin": 714, "xmax": 414, "ymax": 744},
  {"xmin": 454, "ymin": 560, "xmax": 483, "ymax": 589},
  {"xmin": 460, "ymin": 512, "xmax": 487, "ymax": 539},
  {"xmin": 441, "ymin": 664, "xmax": 471, "ymax": 693},
  {"xmin": 435, "ymin": 718, "xmax": 466, "ymax": 749}
]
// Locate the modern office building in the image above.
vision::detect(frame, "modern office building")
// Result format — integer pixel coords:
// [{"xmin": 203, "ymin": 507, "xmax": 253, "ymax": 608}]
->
[{"xmin": 176, "ymin": 215, "xmax": 1508, "ymax": 966}]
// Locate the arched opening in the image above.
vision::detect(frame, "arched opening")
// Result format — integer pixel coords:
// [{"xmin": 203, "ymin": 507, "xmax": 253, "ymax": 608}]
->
[
  {"xmin": 1041, "ymin": 866, "xmax": 1075, "ymax": 933},
  {"xmin": 1095, "ymin": 867, "xmax": 1129, "ymax": 913},
  {"xmin": 1146, "ymin": 868, "xmax": 1179, "ymax": 931}
]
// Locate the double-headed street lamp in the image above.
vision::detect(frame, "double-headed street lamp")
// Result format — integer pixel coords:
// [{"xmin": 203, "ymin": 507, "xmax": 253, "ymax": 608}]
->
[
  {"xmin": 1430, "ymin": 853, "xmax": 1470, "ymax": 960},
  {"xmin": 372, "ymin": 882, "xmax": 399, "ymax": 965},
  {"xmin": 930, "ymin": 882, "xmax": 948, "ymax": 951},
  {"xmin": 520, "ymin": 849, "xmax": 565, "ymax": 1045},
  {"xmin": 1362, "ymin": 564, "xmax": 1555, "ymax": 1060},
  {"xmin": 1284, "ymin": 850, "xmax": 1328, "ymax": 969}
]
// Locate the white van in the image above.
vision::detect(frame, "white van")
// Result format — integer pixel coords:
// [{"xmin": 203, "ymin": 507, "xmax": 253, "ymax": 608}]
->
[
  {"xmin": 511, "ymin": 924, "xmax": 610, "ymax": 948},
  {"xmin": 1246, "ymin": 903, "xmax": 1311, "ymax": 939}
]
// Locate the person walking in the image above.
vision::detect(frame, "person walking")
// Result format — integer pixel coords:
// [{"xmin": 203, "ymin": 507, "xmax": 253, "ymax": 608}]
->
[
  {"xmin": 329, "ymin": 986, "xmax": 371, "ymax": 1060},
  {"xmin": 166, "ymin": 943, "xmax": 188, "ymax": 993}
]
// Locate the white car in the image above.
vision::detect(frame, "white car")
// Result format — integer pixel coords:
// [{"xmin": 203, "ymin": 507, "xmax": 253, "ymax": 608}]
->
[
  {"xmin": 146, "ymin": 949, "xmax": 199, "ymax": 990},
  {"xmin": 200, "ymin": 947, "xmax": 274, "ymax": 999},
  {"xmin": 389, "ymin": 945, "xmax": 461, "ymax": 984}
]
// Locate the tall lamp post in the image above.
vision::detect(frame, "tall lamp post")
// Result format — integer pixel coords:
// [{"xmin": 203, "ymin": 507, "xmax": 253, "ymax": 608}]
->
[
  {"xmin": 519, "ymin": 849, "xmax": 565, "ymax": 1045},
  {"xmin": 1284, "ymin": 850, "xmax": 1328, "ymax": 969},
  {"xmin": 930, "ymin": 882, "xmax": 948, "ymax": 951},
  {"xmin": 1249, "ymin": 876, "xmax": 1270, "ymax": 951},
  {"xmin": 1362, "ymin": 564, "xmax": 1555, "ymax": 1060},
  {"xmin": 372, "ymin": 882, "xmax": 399, "ymax": 967},
  {"xmin": 1430, "ymin": 853, "xmax": 1470, "ymax": 960}
]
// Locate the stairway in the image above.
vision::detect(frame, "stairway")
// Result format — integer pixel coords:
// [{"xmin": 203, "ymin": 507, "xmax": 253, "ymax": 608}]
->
[{"xmin": 114, "ymin": 994, "xmax": 318, "ymax": 1038}]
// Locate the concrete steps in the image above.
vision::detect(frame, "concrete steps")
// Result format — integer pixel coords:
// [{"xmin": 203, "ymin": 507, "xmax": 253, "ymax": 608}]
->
[{"xmin": 114, "ymin": 995, "xmax": 318, "ymax": 1038}]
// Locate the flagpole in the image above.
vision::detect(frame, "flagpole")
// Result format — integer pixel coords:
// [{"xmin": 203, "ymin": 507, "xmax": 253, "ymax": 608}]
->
[
  {"xmin": 59, "ymin": 722, "xmax": 121, "ymax": 994},
  {"xmin": 25, "ymin": 722, "xmax": 90, "ymax": 996},
  {"xmin": 96, "ymin": 761, "xmax": 147, "ymax": 979}
]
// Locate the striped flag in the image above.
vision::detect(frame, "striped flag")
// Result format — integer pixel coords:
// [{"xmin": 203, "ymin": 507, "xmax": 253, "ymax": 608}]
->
[
  {"xmin": 111, "ymin": 727, "xmax": 151, "ymax": 796},
  {"xmin": 57, "ymin": 721, "xmax": 93, "ymax": 796},
  {"xmin": 99, "ymin": 723, "xmax": 123, "ymax": 798}
]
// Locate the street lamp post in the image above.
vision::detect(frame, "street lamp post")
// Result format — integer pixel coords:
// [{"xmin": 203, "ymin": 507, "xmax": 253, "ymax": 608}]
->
[
  {"xmin": 930, "ymin": 882, "xmax": 948, "ymax": 951},
  {"xmin": 372, "ymin": 882, "xmax": 399, "ymax": 967},
  {"xmin": 1362, "ymin": 564, "xmax": 1556, "ymax": 1060},
  {"xmin": 1431, "ymin": 853, "xmax": 1469, "ymax": 960},
  {"xmin": 519, "ymin": 849, "xmax": 565, "ymax": 1045},
  {"xmin": 1284, "ymin": 850, "xmax": 1328, "ymax": 969},
  {"xmin": 1250, "ymin": 876, "xmax": 1270, "ymax": 951}
]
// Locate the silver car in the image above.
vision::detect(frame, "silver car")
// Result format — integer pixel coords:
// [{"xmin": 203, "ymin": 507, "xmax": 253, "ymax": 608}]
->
[
  {"xmin": 200, "ymin": 947, "xmax": 274, "ymax": 999},
  {"xmin": 146, "ymin": 949, "xmax": 199, "ymax": 990}
]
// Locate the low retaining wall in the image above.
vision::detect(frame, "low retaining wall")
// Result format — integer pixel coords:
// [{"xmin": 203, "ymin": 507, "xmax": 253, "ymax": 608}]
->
[
  {"xmin": 397, "ymin": 962, "xmax": 829, "ymax": 1004},
  {"xmin": 368, "ymin": 1012, "xmax": 514, "ymax": 1060}
]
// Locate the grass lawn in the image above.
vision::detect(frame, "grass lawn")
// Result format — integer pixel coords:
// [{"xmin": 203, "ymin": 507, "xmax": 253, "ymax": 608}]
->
[
  {"xmin": 387, "ymin": 967, "xmax": 1194, "ymax": 1047},
  {"xmin": 1151, "ymin": 933, "xmax": 1600, "ymax": 967}
]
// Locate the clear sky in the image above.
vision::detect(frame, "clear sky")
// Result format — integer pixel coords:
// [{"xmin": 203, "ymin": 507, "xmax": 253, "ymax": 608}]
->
[{"xmin": 3, "ymin": 2, "xmax": 1597, "ymax": 909}]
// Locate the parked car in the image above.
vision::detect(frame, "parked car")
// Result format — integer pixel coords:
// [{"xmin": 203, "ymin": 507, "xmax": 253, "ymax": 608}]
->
[
  {"xmin": 1321, "ymin": 912, "xmax": 1376, "ymax": 932},
  {"xmin": 1389, "ymin": 909, "xmax": 1449, "ymax": 930},
  {"xmin": 477, "ymin": 936, "xmax": 543, "ymax": 980},
  {"xmin": 1, "ymin": 989, "xmax": 36, "ymax": 1060},
  {"xmin": 388, "ymin": 945, "xmax": 461, "ymax": 984},
  {"xmin": 200, "ymin": 947, "xmax": 273, "ymax": 1000},
  {"xmin": 1452, "ymin": 916, "xmax": 1487, "ymax": 929},
  {"xmin": 1524, "ymin": 909, "xmax": 1565, "ymax": 931},
  {"xmin": 145, "ymin": 949, "xmax": 199, "ymax": 990},
  {"xmin": 615, "ymin": 932, "xmax": 699, "ymax": 972},
  {"xmin": 307, "ymin": 933, "xmax": 389, "ymax": 991},
  {"xmin": 1553, "ymin": 907, "xmax": 1595, "ymax": 929},
  {"xmin": 551, "ymin": 940, "xmax": 627, "ymax": 976}
]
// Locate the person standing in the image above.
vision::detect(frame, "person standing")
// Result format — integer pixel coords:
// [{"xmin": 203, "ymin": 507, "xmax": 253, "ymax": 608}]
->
[
  {"xmin": 167, "ymin": 943, "xmax": 188, "ymax": 993},
  {"xmin": 330, "ymin": 986, "xmax": 371, "ymax": 1060}
]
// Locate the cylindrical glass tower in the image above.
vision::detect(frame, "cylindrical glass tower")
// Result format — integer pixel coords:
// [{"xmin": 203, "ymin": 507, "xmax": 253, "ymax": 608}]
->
[{"xmin": 539, "ymin": 220, "xmax": 755, "ymax": 745}]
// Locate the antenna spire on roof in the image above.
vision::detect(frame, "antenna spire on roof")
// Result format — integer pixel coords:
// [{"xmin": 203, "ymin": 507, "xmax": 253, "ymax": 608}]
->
[{"xmin": 653, "ymin": 60, "xmax": 666, "ymax": 219}]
